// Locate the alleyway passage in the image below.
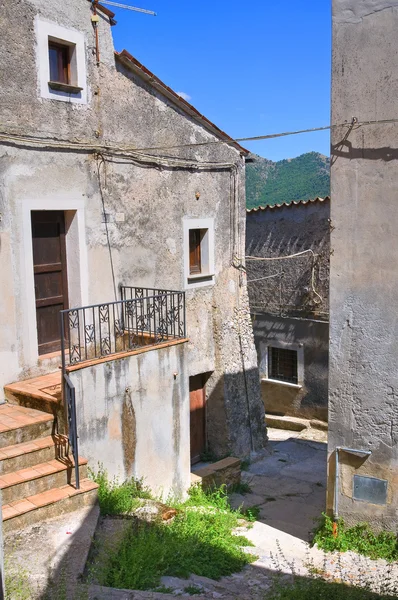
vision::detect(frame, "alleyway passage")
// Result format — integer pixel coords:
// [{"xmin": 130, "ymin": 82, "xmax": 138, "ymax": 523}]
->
[{"xmin": 231, "ymin": 429, "xmax": 327, "ymax": 541}]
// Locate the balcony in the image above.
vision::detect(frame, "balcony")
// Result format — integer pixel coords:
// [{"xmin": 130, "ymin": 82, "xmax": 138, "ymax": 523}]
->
[{"xmin": 60, "ymin": 286, "xmax": 186, "ymax": 369}]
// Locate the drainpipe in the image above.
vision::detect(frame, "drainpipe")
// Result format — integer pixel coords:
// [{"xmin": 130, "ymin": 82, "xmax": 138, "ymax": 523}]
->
[{"xmin": 333, "ymin": 446, "xmax": 372, "ymax": 536}]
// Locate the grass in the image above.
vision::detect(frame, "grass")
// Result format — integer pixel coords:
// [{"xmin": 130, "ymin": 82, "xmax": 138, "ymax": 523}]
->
[
  {"xmin": 92, "ymin": 481, "xmax": 256, "ymax": 591},
  {"xmin": 267, "ymin": 577, "xmax": 397, "ymax": 600},
  {"xmin": 89, "ymin": 465, "xmax": 152, "ymax": 515},
  {"xmin": 312, "ymin": 513, "xmax": 398, "ymax": 562}
]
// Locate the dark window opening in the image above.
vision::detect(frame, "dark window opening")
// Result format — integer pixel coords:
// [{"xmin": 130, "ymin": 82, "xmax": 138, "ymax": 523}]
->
[
  {"xmin": 49, "ymin": 42, "xmax": 70, "ymax": 84},
  {"xmin": 189, "ymin": 229, "xmax": 202, "ymax": 275},
  {"xmin": 268, "ymin": 347, "xmax": 298, "ymax": 384}
]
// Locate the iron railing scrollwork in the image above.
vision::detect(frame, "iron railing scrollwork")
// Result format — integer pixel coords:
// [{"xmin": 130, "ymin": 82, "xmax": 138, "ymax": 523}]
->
[
  {"xmin": 60, "ymin": 288, "xmax": 186, "ymax": 368},
  {"xmin": 59, "ymin": 286, "xmax": 186, "ymax": 490}
]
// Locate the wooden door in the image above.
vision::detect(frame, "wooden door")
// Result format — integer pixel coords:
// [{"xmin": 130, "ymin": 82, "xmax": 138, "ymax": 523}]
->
[
  {"xmin": 189, "ymin": 375, "xmax": 206, "ymax": 464},
  {"xmin": 31, "ymin": 211, "xmax": 68, "ymax": 355}
]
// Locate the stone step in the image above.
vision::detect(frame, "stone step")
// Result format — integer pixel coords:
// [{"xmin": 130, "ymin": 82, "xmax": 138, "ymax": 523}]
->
[
  {"xmin": 0, "ymin": 404, "xmax": 54, "ymax": 448},
  {"xmin": 2, "ymin": 478, "xmax": 99, "ymax": 533},
  {"xmin": 265, "ymin": 414, "xmax": 328, "ymax": 432},
  {"xmin": 0, "ymin": 435, "xmax": 68, "ymax": 475},
  {"xmin": 4, "ymin": 372, "xmax": 62, "ymax": 416},
  {"xmin": 0, "ymin": 457, "xmax": 88, "ymax": 504}
]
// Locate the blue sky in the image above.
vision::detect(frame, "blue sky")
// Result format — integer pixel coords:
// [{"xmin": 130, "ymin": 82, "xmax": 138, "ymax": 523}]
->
[{"xmin": 112, "ymin": 1, "xmax": 331, "ymax": 161}]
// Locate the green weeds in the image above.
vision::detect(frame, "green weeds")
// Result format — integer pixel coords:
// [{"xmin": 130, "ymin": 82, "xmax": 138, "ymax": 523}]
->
[
  {"xmin": 93, "ymin": 482, "xmax": 256, "ymax": 591},
  {"xmin": 267, "ymin": 577, "xmax": 394, "ymax": 600},
  {"xmin": 312, "ymin": 513, "xmax": 398, "ymax": 562},
  {"xmin": 230, "ymin": 480, "xmax": 252, "ymax": 494},
  {"xmin": 89, "ymin": 465, "xmax": 152, "ymax": 515}
]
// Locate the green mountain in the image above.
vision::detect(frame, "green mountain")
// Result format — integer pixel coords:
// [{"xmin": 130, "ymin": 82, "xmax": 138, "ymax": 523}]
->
[{"xmin": 246, "ymin": 151, "xmax": 330, "ymax": 209}]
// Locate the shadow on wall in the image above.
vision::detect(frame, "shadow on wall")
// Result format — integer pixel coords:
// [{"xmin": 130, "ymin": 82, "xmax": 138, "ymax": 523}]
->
[
  {"xmin": 206, "ymin": 367, "xmax": 267, "ymax": 460},
  {"xmin": 331, "ymin": 137, "xmax": 398, "ymax": 164}
]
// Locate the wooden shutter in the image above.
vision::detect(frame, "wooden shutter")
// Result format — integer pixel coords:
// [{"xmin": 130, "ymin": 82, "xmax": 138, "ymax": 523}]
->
[
  {"xmin": 49, "ymin": 43, "xmax": 70, "ymax": 84},
  {"xmin": 189, "ymin": 229, "xmax": 201, "ymax": 274}
]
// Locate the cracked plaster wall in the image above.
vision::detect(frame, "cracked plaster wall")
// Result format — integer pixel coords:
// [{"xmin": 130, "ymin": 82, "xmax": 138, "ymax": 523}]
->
[
  {"xmin": 0, "ymin": 0, "xmax": 266, "ymax": 466},
  {"xmin": 329, "ymin": 0, "xmax": 398, "ymax": 526}
]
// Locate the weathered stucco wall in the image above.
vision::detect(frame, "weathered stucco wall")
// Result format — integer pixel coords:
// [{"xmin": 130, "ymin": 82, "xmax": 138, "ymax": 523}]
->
[
  {"xmin": 246, "ymin": 200, "xmax": 330, "ymax": 420},
  {"xmin": 329, "ymin": 0, "xmax": 398, "ymax": 526},
  {"xmin": 69, "ymin": 342, "xmax": 190, "ymax": 498},
  {"xmin": 252, "ymin": 314, "xmax": 329, "ymax": 421},
  {"xmin": 0, "ymin": 0, "xmax": 266, "ymax": 459}
]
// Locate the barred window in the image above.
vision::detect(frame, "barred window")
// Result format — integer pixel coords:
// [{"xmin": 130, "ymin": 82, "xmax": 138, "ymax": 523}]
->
[{"xmin": 268, "ymin": 347, "xmax": 298, "ymax": 384}]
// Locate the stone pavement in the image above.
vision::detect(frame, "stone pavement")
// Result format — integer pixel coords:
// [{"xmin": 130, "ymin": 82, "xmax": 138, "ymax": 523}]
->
[{"xmin": 230, "ymin": 429, "xmax": 328, "ymax": 541}]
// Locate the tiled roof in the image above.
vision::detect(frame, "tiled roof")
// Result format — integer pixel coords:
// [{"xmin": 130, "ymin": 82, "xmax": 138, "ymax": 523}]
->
[
  {"xmin": 246, "ymin": 196, "xmax": 330, "ymax": 214},
  {"xmin": 115, "ymin": 50, "xmax": 249, "ymax": 155}
]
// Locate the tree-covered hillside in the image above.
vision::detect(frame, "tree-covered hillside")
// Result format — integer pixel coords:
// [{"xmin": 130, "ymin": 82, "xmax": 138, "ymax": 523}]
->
[{"xmin": 246, "ymin": 151, "xmax": 330, "ymax": 209}]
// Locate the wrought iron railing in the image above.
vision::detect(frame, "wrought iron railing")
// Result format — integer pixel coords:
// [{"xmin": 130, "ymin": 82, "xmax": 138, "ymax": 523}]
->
[
  {"xmin": 59, "ymin": 288, "xmax": 185, "ymax": 487},
  {"xmin": 63, "ymin": 373, "xmax": 80, "ymax": 489},
  {"xmin": 60, "ymin": 288, "xmax": 186, "ymax": 368}
]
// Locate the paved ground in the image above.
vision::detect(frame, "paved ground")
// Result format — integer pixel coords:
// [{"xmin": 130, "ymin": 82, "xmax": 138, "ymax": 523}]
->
[
  {"xmin": 229, "ymin": 429, "xmax": 328, "ymax": 541},
  {"xmin": 7, "ymin": 429, "xmax": 398, "ymax": 599},
  {"xmin": 4, "ymin": 504, "xmax": 100, "ymax": 599}
]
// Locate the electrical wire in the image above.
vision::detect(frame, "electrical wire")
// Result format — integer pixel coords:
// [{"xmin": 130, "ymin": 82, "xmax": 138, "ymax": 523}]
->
[
  {"xmin": 1, "ymin": 116, "xmax": 398, "ymax": 155},
  {"xmin": 246, "ymin": 271, "xmax": 284, "ymax": 284},
  {"xmin": 245, "ymin": 249, "xmax": 323, "ymax": 304},
  {"xmin": 245, "ymin": 249, "xmax": 316, "ymax": 261}
]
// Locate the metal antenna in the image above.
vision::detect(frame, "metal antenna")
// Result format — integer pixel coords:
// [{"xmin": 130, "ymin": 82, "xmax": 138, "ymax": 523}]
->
[{"xmin": 99, "ymin": 1, "xmax": 156, "ymax": 15}]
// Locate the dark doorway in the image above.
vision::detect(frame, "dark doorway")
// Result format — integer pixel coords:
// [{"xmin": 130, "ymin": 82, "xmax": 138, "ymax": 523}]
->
[
  {"xmin": 189, "ymin": 374, "xmax": 206, "ymax": 464},
  {"xmin": 31, "ymin": 211, "xmax": 68, "ymax": 355}
]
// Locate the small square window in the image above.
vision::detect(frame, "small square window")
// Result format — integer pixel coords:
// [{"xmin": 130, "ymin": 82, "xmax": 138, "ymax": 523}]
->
[
  {"xmin": 184, "ymin": 218, "xmax": 215, "ymax": 288},
  {"xmin": 49, "ymin": 42, "xmax": 71, "ymax": 85},
  {"xmin": 268, "ymin": 347, "xmax": 298, "ymax": 384},
  {"xmin": 36, "ymin": 18, "xmax": 86, "ymax": 102}
]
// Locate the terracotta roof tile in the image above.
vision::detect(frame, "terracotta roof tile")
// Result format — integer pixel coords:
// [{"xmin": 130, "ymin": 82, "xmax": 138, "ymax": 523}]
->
[{"xmin": 246, "ymin": 196, "xmax": 330, "ymax": 214}]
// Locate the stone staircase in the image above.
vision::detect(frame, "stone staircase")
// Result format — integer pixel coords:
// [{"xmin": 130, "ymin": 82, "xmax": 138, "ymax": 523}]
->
[{"xmin": 1, "ymin": 376, "xmax": 98, "ymax": 533}]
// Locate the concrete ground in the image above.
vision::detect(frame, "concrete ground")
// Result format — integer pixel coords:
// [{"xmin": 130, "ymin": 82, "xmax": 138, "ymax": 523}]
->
[
  {"xmin": 7, "ymin": 428, "xmax": 398, "ymax": 599},
  {"xmin": 229, "ymin": 428, "xmax": 328, "ymax": 541},
  {"xmin": 4, "ymin": 503, "xmax": 100, "ymax": 599}
]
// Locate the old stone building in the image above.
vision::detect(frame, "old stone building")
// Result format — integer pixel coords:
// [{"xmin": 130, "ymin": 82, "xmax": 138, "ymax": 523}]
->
[
  {"xmin": 328, "ymin": 0, "xmax": 398, "ymax": 527},
  {"xmin": 246, "ymin": 197, "xmax": 330, "ymax": 421},
  {"xmin": 0, "ymin": 0, "xmax": 265, "ymax": 529}
]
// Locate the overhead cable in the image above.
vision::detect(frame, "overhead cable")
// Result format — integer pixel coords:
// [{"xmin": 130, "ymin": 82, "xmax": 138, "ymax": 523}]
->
[{"xmin": 1, "ymin": 116, "xmax": 398, "ymax": 155}]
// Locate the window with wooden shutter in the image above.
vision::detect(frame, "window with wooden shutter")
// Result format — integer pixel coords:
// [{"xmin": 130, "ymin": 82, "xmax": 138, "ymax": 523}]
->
[
  {"xmin": 49, "ymin": 42, "xmax": 70, "ymax": 84},
  {"xmin": 189, "ymin": 229, "xmax": 202, "ymax": 275}
]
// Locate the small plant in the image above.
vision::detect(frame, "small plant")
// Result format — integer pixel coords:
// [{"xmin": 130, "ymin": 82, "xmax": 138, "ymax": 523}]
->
[
  {"xmin": 267, "ymin": 540, "xmax": 398, "ymax": 599},
  {"xmin": 5, "ymin": 566, "xmax": 32, "ymax": 600},
  {"xmin": 312, "ymin": 513, "xmax": 398, "ymax": 562},
  {"xmin": 230, "ymin": 480, "xmax": 252, "ymax": 494},
  {"xmin": 243, "ymin": 505, "xmax": 261, "ymax": 522},
  {"xmin": 240, "ymin": 459, "xmax": 251, "ymax": 471},
  {"xmin": 199, "ymin": 449, "xmax": 218, "ymax": 462},
  {"xmin": 89, "ymin": 465, "xmax": 152, "ymax": 515},
  {"xmin": 184, "ymin": 584, "xmax": 203, "ymax": 594}
]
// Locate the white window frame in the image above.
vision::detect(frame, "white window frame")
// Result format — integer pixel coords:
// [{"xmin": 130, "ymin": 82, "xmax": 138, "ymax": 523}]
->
[
  {"xmin": 261, "ymin": 341, "xmax": 304, "ymax": 389},
  {"xmin": 183, "ymin": 218, "xmax": 215, "ymax": 289},
  {"xmin": 35, "ymin": 17, "xmax": 88, "ymax": 104}
]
